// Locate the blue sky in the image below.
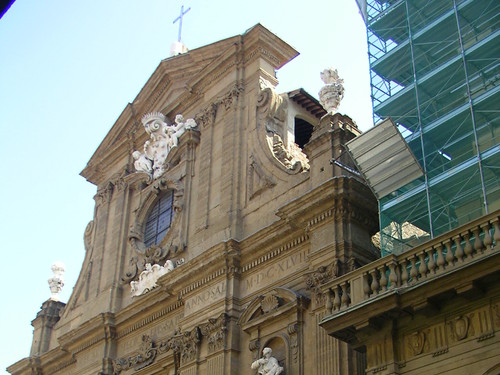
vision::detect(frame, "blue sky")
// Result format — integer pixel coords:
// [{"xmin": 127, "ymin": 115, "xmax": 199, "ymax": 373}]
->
[{"xmin": 0, "ymin": 1, "xmax": 371, "ymax": 373}]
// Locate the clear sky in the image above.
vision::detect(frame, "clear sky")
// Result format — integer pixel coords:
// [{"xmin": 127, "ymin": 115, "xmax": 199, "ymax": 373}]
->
[{"xmin": 0, "ymin": 1, "xmax": 370, "ymax": 373}]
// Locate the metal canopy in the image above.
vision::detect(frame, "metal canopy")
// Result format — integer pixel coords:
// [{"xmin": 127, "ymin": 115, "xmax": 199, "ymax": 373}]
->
[{"xmin": 344, "ymin": 118, "xmax": 423, "ymax": 199}]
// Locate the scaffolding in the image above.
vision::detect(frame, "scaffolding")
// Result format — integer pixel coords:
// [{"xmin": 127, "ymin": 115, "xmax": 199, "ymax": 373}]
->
[{"xmin": 365, "ymin": 0, "xmax": 500, "ymax": 254}]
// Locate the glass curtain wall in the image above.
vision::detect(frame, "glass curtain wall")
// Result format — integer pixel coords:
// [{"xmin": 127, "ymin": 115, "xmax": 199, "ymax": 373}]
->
[{"xmin": 366, "ymin": 0, "xmax": 500, "ymax": 254}]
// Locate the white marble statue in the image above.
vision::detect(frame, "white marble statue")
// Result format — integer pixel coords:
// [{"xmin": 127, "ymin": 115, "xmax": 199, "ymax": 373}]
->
[
  {"xmin": 171, "ymin": 114, "xmax": 197, "ymax": 147},
  {"xmin": 318, "ymin": 68, "xmax": 345, "ymax": 114},
  {"xmin": 251, "ymin": 347, "xmax": 284, "ymax": 375},
  {"xmin": 130, "ymin": 260, "xmax": 175, "ymax": 297},
  {"xmin": 48, "ymin": 262, "xmax": 65, "ymax": 301},
  {"xmin": 132, "ymin": 151, "xmax": 153, "ymax": 175},
  {"xmin": 132, "ymin": 112, "xmax": 198, "ymax": 179}
]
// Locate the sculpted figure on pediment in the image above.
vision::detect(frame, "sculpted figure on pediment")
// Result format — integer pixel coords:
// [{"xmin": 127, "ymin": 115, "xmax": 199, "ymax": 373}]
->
[{"xmin": 132, "ymin": 112, "xmax": 198, "ymax": 180}]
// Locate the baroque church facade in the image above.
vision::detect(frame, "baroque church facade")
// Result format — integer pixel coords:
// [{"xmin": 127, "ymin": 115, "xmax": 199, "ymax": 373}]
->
[{"xmin": 9, "ymin": 25, "xmax": 380, "ymax": 375}]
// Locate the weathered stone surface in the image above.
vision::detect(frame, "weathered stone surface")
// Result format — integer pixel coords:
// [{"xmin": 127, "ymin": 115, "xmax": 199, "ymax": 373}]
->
[{"xmin": 9, "ymin": 25, "xmax": 378, "ymax": 375}]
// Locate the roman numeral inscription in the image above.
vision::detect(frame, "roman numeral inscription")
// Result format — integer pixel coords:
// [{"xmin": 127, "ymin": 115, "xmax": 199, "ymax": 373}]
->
[{"xmin": 242, "ymin": 248, "xmax": 309, "ymax": 296}]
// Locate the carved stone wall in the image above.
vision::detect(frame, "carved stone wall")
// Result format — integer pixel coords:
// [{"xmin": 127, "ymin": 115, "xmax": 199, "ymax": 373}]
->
[{"xmin": 9, "ymin": 25, "xmax": 384, "ymax": 375}]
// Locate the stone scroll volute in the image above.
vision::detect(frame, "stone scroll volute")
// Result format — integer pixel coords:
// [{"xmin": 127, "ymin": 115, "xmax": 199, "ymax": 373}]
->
[{"xmin": 255, "ymin": 79, "xmax": 310, "ymax": 174}]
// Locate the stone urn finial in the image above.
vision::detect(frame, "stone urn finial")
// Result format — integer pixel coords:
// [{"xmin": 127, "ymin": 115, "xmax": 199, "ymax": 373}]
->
[
  {"xmin": 319, "ymin": 68, "xmax": 345, "ymax": 114},
  {"xmin": 48, "ymin": 262, "xmax": 65, "ymax": 301}
]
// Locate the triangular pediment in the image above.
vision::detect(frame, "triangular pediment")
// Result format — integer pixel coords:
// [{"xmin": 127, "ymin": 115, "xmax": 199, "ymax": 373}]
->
[
  {"xmin": 81, "ymin": 24, "xmax": 298, "ymax": 186},
  {"xmin": 80, "ymin": 35, "xmax": 241, "ymax": 186}
]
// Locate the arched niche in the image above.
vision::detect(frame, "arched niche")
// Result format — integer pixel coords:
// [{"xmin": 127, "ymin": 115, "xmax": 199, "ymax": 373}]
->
[{"xmin": 239, "ymin": 287, "xmax": 309, "ymax": 375}]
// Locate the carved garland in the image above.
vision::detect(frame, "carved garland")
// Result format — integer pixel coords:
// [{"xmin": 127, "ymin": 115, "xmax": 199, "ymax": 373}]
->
[
  {"xmin": 113, "ymin": 316, "xmax": 225, "ymax": 374},
  {"xmin": 195, "ymin": 83, "xmax": 245, "ymax": 127}
]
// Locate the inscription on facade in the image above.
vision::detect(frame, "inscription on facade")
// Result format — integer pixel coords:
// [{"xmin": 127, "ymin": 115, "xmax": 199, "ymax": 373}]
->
[
  {"xmin": 242, "ymin": 248, "xmax": 309, "ymax": 296},
  {"xmin": 185, "ymin": 281, "xmax": 227, "ymax": 316}
]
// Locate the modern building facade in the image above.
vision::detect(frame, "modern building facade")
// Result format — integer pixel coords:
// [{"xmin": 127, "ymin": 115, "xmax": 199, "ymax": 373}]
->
[
  {"xmin": 317, "ymin": 2, "xmax": 500, "ymax": 374},
  {"xmin": 361, "ymin": 0, "xmax": 500, "ymax": 255}
]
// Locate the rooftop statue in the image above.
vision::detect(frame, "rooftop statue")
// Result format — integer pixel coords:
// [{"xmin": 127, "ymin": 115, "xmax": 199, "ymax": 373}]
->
[
  {"xmin": 48, "ymin": 262, "xmax": 65, "ymax": 301},
  {"xmin": 318, "ymin": 68, "xmax": 345, "ymax": 114}
]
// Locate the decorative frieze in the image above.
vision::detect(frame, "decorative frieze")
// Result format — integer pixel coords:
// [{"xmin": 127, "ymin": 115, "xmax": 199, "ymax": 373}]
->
[
  {"xmin": 448, "ymin": 315, "xmax": 470, "ymax": 341},
  {"xmin": 113, "ymin": 326, "xmax": 201, "ymax": 374},
  {"xmin": 195, "ymin": 83, "xmax": 245, "ymax": 128},
  {"xmin": 406, "ymin": 331, "xmax": 426, "ymax": 356}
]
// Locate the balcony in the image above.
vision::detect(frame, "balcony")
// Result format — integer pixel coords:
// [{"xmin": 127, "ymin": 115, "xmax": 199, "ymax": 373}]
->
[{"xmin": 319, "ymin": 210, "xmax": 500, "ymax": 347}]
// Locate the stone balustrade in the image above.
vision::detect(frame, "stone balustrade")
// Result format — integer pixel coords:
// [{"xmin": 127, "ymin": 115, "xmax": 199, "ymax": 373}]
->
[{"xmin": 322, "ymin": 211, "xmax": 500, "ymax": 316}]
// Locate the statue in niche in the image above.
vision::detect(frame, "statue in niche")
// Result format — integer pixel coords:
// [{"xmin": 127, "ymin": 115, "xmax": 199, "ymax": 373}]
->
[
  {"xmin": 132, "ymin": 112, "xmax": 198, "ymax": 179},
  {"xmin": 318, "ymin": 68, "xmax": 344, "ymax": 114},
  {"xmin": 251, "ymin": 347, "xmax": 284, "ymax": 375}
]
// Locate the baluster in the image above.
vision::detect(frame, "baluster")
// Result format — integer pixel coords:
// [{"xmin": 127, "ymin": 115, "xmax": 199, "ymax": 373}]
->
[
  {"xmin": 333, "ymin": 286, "xmax": 341, "ymax": 311},
  {"xmin": 463, "ymin": 232, "xmax": 473, "ymax": 258},
  {"xmin": 363, "ymin": 273, "xmax": 371, "ymax": 299},
  {"xmin": 325, "ymin": 290, "xmax": 333, "ymax": 314},
  {"xmin": 370, "ymin": 269, "xmax": 379, "ymax": 295},
  {"xmin": 400, "ymin": 259, "xmax": 409, "ymax": 286},
  {"xmin": 453, "ymin": 235, "xmax": 464, "ymax": 263},
  {"xmin": 482, "ymin": 223, "xmax": 492, "ymax": 250},
  {"xmin": 409, "ymin": 256, "xmax": 418, "ymax": 283},
  {"xmin": 493, "ymin": 218, "xmax": 500, "ymax": 246},
  {"xmin": 388, "ymin": 262, "xmax": 399, "ymax": 289},
  {"xmin": 340, "ymin": 282, "xmax": 350, "ymax": 308},
  {"xmin": 418, "ymin": 251, "xmax": 428, "ymax": 279},
  {"xmin": 427, "ymin": 247, "xmax": 436, "ymax": 275},
  {"xmin": 379, "ymin": 265, "xmax": 388, "ymax": 292},
  {"xmin": 473, "ymin": 227, "xmax": 483, "ymax": 254},
  {"xmin": 435, "ymin": 243, "xmax": 445, "ymax": 271}
]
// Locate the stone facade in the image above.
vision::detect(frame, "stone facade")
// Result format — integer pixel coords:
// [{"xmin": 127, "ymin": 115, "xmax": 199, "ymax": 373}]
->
[
  {"xmin": 8, "ymin": 25, "xmax": 380, "ymax": 375},
  {"xmin": 320, "ymin": 212, "xmax": 500, "ymax": 374}
]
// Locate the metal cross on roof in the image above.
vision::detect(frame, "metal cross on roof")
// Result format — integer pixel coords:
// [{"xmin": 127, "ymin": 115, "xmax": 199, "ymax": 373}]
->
[{"xmin": 173, "ymin": 5, "xmax": 191, "ymax": 43}]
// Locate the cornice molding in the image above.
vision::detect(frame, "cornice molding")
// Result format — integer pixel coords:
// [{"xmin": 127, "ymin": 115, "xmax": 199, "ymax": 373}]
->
[
  {"xmin": 241, "ymin": 234, "xmax": 309, "ymax": 273},
  {"xmin": 116, "ymin": 300, "xmax": 184, "ymax": 340}
]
